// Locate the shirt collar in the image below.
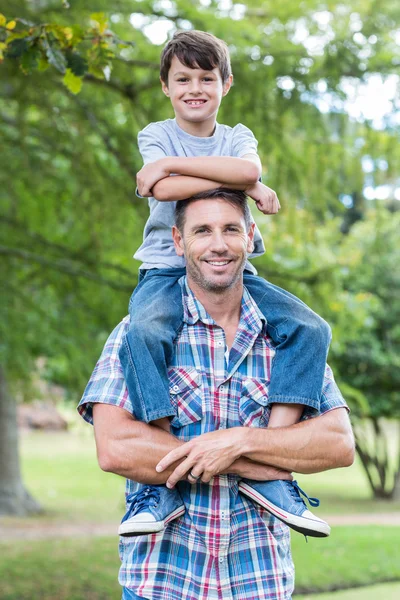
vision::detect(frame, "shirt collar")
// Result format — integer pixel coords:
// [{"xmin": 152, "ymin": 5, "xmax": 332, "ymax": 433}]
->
[{"xmin": 180, "ymin": 276, "xmax": 267, "ymax": 334}]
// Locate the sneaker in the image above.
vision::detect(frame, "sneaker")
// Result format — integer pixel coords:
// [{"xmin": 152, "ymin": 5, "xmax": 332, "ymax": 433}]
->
[
  {"xmin": 238, "ymin": 479, "xmax": 330, "ymax": 537},
  {"xmin": 118, "ymin": 485, "xmax": 185, "ymax": 537}
]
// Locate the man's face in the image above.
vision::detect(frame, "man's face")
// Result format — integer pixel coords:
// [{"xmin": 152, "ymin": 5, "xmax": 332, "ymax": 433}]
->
[
  {"xmin": 161, "ymin": 56, "xmax": 232, "ymax": 132},
  {"xmin": 172, "ymin": 198, "xmax": 255, "ymax": 293}
]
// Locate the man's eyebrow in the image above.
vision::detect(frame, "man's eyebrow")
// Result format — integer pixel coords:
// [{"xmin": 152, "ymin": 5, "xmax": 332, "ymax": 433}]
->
[{"xmin": 189, "ymin": 221, "xmax": 244, "ymax": 230}]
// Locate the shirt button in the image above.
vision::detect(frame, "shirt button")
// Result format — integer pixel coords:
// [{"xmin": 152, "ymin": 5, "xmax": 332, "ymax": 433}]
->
[
  {"xmin": 173, "ymin": 385, "xmax": 179, "ymax": 392},
  {"xmin": 217, "ymin": 341, "xmax": 224, "ymax": 347},
  {"xmin": 220, "ymin": 385, "xmax": 225, "ymax": 391},
  {"xmin": 219, "ymin": 557, "xmax": 224, "ymax": 563}
]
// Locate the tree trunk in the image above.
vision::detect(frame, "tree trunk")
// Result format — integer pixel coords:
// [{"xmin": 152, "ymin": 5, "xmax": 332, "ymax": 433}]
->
[{"xmin": 0, "ymin": 366, "xmax": 42, "ymax": 516}]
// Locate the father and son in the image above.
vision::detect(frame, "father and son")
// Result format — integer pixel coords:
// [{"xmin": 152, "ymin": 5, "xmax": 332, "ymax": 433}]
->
[{"xmin": 78, "ymin": 31, "xmax": 355, "ymax": 599}]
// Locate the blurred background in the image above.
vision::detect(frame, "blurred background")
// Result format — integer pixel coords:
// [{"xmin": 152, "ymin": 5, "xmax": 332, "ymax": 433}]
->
[{"xmin": 1, "ymin": 1, "xmax": 399, "ymax": 598}]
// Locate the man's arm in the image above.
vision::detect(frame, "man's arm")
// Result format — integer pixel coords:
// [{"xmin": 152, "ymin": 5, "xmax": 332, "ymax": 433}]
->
[
  {"xmin": 156, "ymin": 408, "xmax": 355, "ymax": 488},
  {"xmin": 93, "ymin": 403, "xmax": 292, "ymax": 484},
  {"xmin": 137, "ymin": 155, "xmax": 262, "ymax": 198}
]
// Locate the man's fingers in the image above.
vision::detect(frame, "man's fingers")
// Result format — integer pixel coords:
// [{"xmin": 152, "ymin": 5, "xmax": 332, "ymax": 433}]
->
[
  {"xmin": 166, "ymin": 457, "xmax": 194, "ymax": 488},
  {"xmin": 156, "ymin": 446, "xmax": 188, "ymax": 472}
]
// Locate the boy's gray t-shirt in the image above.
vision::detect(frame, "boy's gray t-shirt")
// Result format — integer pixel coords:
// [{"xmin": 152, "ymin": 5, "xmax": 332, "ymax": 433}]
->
[{"xmin": 134, "ymin": 118, "xmax": 266, "ymax": 273}]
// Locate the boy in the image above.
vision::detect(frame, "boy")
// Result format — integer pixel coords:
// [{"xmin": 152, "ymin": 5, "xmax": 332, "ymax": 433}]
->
[{"xmin": 117, "ymin": 31, "xmax": 331, "ymax": 538}]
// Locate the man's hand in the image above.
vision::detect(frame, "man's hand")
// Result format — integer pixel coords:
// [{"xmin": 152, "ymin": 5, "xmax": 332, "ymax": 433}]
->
[
  {"xmin": 156, "ymin": 428, "xmax": 245, "ymax": 488},
  {"xmin": 246, "ymin": 181, "xmax": 280, "ymax": 214},
  {"xmin": 137, "ymin": 159, "xmax": 170, "ymax": 197}
]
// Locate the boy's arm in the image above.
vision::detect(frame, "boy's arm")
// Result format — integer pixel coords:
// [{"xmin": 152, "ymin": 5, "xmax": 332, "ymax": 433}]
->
[{"xmin": 137, "ymin": 155, "xmax": 262, "ymax": 198}]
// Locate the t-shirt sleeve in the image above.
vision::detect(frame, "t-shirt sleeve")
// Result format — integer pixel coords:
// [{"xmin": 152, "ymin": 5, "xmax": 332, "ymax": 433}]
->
[
  {"xmin": 137, "ymin": 123, "xmax": 171, "ymax": 165},
  {"xmin": 231, "ymin": 123, "xmax": 259, "ymax": 158},
  {"xmin": 301, "ymin": 364, "xmax": 349, "ymax": 420},
  {"xmin": 77, "ymin": 317, "xmax": 133, "ymax": 425}
]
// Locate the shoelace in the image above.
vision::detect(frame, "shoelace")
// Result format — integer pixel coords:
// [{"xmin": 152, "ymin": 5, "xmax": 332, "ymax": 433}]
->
[
  {"xmin": 124, "ymin": 487, "xmax": 161, "ymax": 519},
  {"xmin": 288, "ymin": 480, "xmax": 320, "ymax": 508}
]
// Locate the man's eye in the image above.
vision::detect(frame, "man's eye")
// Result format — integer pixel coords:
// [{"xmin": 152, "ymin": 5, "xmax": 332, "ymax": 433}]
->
[
  {"xmin": 195, "ymin": 228, "xmax": 208, "ymax": 234},
  {"xmin": 226, "ymin": 227, "xmax": 239, "ymax": 232}
]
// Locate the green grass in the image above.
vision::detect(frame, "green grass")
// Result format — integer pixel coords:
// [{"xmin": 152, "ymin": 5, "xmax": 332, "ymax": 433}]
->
[
  {"xmin": 0, "ymin": 537, "xmax": 120, "ymax": 600},
  {"xmin": 0, "ymin": 527, "xmax": 399, "ymax": 599},
  {"xmin": 17, "ymin": 430, "xmax": 124, "ymax": 524},
  {"xmin": 292, "ymin": 526, "xmax": 400, "ymax": 593},
  {"xmin": 296, "ymin": 582, "xmax": 400, "ymax": 600}
]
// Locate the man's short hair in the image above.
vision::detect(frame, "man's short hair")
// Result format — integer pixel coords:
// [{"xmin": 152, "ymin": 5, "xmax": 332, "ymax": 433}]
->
[
  {"xmin": 160, "ymin": 30, "xmax": 232, "ymax": 85},
  {"xmin": 175, "ymin": 189, "xmax": 252, "ymax": 232}
]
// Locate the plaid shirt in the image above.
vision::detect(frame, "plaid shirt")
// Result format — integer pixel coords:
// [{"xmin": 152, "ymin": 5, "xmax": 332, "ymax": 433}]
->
[{"xmin": 78, "ymin": 278, "xmax": 347, "ymax": 600}]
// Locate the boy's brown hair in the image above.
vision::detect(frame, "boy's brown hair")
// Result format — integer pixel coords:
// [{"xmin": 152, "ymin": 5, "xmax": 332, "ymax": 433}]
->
[{"xmin": 160, "ymin": 30, "xmax": 232, "ymax": 85}]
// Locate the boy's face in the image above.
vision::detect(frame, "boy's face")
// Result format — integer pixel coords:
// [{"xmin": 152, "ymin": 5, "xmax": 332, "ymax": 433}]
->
[{"xmin": 161, "ymin": 56, "xmax": 232, "ymax": 135}]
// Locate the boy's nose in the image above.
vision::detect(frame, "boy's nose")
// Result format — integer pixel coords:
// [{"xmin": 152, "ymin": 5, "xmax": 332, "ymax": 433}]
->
[{"xmin": 189, "ymin": 79, "xmax": 202, "ymax": 94}]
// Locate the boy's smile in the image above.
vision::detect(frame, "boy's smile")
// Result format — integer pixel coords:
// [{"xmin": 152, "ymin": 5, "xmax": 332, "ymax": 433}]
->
[{"xmin": 161, "ymin": 56, "xmax": 232, "ymax": 137}]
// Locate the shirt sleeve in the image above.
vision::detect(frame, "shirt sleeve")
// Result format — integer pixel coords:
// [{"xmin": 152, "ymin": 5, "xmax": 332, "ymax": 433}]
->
[
  {"xmin": 138, "ymin": 122, "xmax": 172, "ymax": 165},
  {"xmin": 231, "ymin": 123, "xmax": 259, "ymax": 158},
  {"xmin": 77, "ymin": 317, "xmax": 133, "ymax": 425},
  {"xmin": 302, "ymin": 364, "xmax": 348, "ymax": 420}
]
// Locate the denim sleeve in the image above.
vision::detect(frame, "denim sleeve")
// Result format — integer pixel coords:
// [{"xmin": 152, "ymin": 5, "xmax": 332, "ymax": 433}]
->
[
  {"xmin": 77, "ymin": 317, "xmax": 133, "ymax": 425},
  {"xmin": 231, "ymin": 123, "xmax": 259, "ymax": 158},
  {"xmin": 302, "ymin": 364, "xmax": 348, "ymax": 420}
]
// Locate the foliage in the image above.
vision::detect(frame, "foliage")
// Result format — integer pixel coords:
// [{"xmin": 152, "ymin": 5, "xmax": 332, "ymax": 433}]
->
[{"xmin": 0, "ymin": 10, "xmax": 131, "ymax": 94}]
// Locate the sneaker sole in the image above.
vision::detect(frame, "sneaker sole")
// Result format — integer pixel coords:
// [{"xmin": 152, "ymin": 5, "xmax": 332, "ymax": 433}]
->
[
  {"xmin": 239, "ymin": 482, "xmax": 331, "ymax": 538},
  {"xmin": 118, "ymin": 505, "xmax": 185, "ymax": 537}
]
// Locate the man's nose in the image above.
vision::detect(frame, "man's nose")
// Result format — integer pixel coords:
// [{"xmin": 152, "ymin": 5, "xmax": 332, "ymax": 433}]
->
[{"xmin": 209, "ymin": 232, "xmax": 228, "ymax": 252}]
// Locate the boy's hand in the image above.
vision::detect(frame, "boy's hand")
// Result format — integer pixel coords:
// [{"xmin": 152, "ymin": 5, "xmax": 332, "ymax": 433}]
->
[
  {"xmin": 246, "ymin": 181, "xmax": 281, "ymax": 215},
  {"xmin": 137, "ymin": 159, "xmax": 170, "ymax": 197}
]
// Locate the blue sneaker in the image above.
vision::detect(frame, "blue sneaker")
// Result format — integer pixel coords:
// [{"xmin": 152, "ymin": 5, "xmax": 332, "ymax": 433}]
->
[
  {"xmin": 118, "ymin": 485, "xmax": 185, "ymax": 537},
  {"xmin": 238, "ymin": 479, "xmax": 330, "ymax": 537}
]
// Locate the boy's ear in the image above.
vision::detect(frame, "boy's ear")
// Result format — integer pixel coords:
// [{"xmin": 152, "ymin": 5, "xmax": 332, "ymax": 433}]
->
[
  {"xmin": 172, "ymin": 225, "xmax": 185, "ymax": 256},
  {"xmin": 161, "ymin": 77, "xmax": 169, "ymax": 97},
  {"xmin": 222, "ymin": 74, "xmax": 233, "ymax": 97}
]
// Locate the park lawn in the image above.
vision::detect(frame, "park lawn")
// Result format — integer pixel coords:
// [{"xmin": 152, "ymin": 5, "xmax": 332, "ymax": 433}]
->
[
  {"xmin": 295, "ymin": 581, "xmax": 400, "ymax": 600},
  {"xmin": 0, "ymin": 526, "xmax": 399, "ymax": 599}
]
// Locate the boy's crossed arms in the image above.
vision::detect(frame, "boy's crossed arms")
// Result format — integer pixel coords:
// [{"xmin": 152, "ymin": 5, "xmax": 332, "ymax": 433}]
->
[{"xmin": 136, "ymin": 154, "xmax": 281, "ymax": 215}]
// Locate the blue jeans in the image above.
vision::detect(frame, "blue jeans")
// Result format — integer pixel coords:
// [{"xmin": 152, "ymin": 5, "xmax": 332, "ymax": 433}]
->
[
  {"xmin": 122, "ymin": 588, "xmax": 146, "ymax": 599},
  {"xmin": 119, "ymin": 268, "xmax": 331, "ymax": 422}
]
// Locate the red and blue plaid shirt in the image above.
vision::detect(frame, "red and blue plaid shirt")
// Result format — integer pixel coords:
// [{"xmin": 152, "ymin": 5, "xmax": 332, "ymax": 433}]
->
[{"xmin": 79, "ymin": 278, "xmax": 347, "ymax": 600}]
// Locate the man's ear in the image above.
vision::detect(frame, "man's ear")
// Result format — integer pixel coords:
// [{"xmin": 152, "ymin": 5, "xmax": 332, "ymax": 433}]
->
[
  {"xmin": 222, "ymin": 73, "xmax": 233, "ymax": 97},
  {"xmin": 161, "ymin": 77, "xmax": 169, "ymax": 97},
  {"xmin": 172, "ymin": 225, "xmax": 184, "ymax": 256},
  {"xmin": 246, "ymin": 222, "xmax": 255, "ymax": 254}
]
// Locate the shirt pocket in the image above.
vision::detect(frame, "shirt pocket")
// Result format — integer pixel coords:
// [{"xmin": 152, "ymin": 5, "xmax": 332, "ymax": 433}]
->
[
  {"xmin": 168, "ymin": 367, "xmax": 203, "ymax": 428},
  {"xmin": 239, "ymin": 377, "xmax": 270, "ymax": 427}
]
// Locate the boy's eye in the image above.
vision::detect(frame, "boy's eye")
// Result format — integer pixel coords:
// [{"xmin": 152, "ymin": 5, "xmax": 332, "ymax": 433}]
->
[
  {"xmin": 177, "ymin": 77, "xmax": 189, "ymax": 82},
  {"xmin": 203, "ymin": 77, "xmax": 214, "ymax": 82}
]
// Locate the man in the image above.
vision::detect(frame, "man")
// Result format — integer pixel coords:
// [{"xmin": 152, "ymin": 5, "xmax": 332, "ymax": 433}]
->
[{"xmin": 78, "ymin": 189, "xmax": 354, "ymax": 600}]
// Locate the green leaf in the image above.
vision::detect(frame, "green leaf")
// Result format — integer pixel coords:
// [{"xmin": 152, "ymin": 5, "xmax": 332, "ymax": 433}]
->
[
  {"xmin": 66, "ymin": 50, "xmax": 88, "ymax": 77},
  {"xmin": 42, "ymin": 37, "xmax": 67, "ymax": 73},
  {"xmin": 5, "ymin": 38, "xmax": 28, "ymax": 59},
  {"xmin": 63, "ymin": 68, "xmax": 82, "ymax": 94},
  {"xmin": 20, "ymin": 46, "xmax": 42, "ymax": 73}
]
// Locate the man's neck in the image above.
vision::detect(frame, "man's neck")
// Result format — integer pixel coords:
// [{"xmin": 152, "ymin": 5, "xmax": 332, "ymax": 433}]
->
[
  {"xmin": 187, "ymin": 277, "xmax": 243, "ymax": 348},
  {"xmin": 175, "ymin": 115, "xmax": 217, "ymax": 138}
]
